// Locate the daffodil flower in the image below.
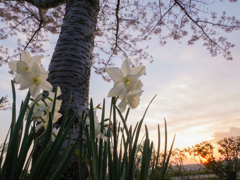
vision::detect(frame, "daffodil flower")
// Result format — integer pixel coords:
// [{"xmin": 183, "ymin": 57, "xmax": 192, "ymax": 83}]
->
[
  {"xmin": 86, "ymin": 109, "xmax": 108, "ymax": 141},
  {"xmin": 26, "ymin": 87, "xmax": 62, "ymax": 123},
  {"xmin": 19, "ymin": 62, "xmax": 52, "ymax": 99},
  {"xmin": 8, "ymin": 50, "xmax": 47, "ymax": 84},
  {"xmin": 8, "ymin": 51, "xmax": 42, "ymax": 72},
  {"xmin": 33, "ymin": 98, "xmax": 62, "ymax": 131},
  {"xmin": 118, "ymin": 90, "xmax": 143, "ymax": 112},
  {"xmin": 105, "ymin": 58, "xmax": 145, "ymax": 99},
  {"xmin": 35, "ymin": 111, "xmax": 62, "ymax": 132}
]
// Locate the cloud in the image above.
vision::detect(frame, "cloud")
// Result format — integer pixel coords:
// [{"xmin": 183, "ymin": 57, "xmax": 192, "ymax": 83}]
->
[{"xmin": 211, "ymin": 127, "xmax": 240, "ymax": 142}]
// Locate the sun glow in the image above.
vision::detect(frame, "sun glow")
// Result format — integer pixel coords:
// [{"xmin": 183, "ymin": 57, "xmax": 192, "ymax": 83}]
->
[{"xmin": 199, "ymin": 156, "xmax": 208, "ymax": 163}]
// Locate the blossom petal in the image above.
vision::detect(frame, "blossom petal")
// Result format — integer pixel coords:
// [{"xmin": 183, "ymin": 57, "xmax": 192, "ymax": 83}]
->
[
  {"xmin": 131, "ymin": 65, "xmax": 146, "ymax": 78},
  {"xmin": 121, "ymin": 58, "xmax": 131, "ymax": 77},
  {"xmin": 107, "ymin": 81, "xmax": 125, "ymax": 97},
  {"xmin": 105, "ymin": 67, "xmax": 124, "ymax": 82}
]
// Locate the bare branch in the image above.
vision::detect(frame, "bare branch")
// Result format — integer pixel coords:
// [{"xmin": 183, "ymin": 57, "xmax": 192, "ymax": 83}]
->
[
  {"xmin": 104, "ymin": 0, "xmax": 120, "ymax": 68},
  {"xmin": 174, "ymin": 0, "xmax": 232, "ymax": 57},
  {"xmin": 143, "ymin": 2, "xmax": 177, "ymax": 40},
  {"xmin": 23, "ymin": 7, "xmax": 43, "ymax": 50},
  {"xmin": 15, "ymin": 0, "xmax": 66, "ymax": 9}
]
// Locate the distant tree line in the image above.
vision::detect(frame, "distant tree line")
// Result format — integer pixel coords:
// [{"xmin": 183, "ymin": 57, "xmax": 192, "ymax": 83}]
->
[{"xmin": 152, "ymin": 136, "xmax": 240, "ymax": 180}]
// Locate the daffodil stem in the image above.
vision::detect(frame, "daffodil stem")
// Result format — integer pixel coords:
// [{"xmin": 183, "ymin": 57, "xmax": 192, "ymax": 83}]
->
[
  {"xmin": 42, "ymin": 93, "xmax": 53, "ymax": 102},
  {"xmin": 40, "ymin": 116, "xmax": 46, "ymax": 123},
  {"xmin": 52, "ymin": 132, "xmax": 57, "ymax": 138},
  {"xmin": 41, "ymin": 99, "xmax": 48, "ymax": 107}
]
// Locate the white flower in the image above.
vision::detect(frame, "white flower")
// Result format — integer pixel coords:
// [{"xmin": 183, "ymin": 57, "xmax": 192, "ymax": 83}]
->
[
  {"xmin": 19, "ymin": 62, "xmax": 52, "ymax": 99},
  {"xmin": 25, "ymin": 101, "xmax": 44, "ymax": 121},
  {"xmin": 86, "ymin": 110, "xmax": 108, "ymax": 141},
  {"xmin": 8, "ymin": 50, "xmax": 47, "ymax": 84},
  {"xmin": 105, "ymin": 58, "xmax": 145, "ymax": 99},
  {"xmin": 34, "ymin": 99, "xmax": 62, "ymax": 131},
  {"xmin": 26, "ymin": 87, "xmax": 62, "ymax": 131},
  {"xmin": 35, "ymin": 111, "xmax": 62, "ymax": 132},
  {"xmin": 52, "ymin": 127, "xmax": 60, "ymax": 142},
  {"xmin": 118, "ymin": 90, "xmax": 143, "ymax": 112},
  {"xmin": 48, "ymin": 86, "xmax": 62, "ymax": 100},
  {"xmin": 25, "ymin": 87, "xmax": 61, "ymax": 121}
]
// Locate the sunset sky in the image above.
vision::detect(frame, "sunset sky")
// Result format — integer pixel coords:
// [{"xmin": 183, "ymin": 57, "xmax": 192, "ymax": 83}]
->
[{"xmin": 0, "ymin": 0, "xmax": 239, "ymax": 164}]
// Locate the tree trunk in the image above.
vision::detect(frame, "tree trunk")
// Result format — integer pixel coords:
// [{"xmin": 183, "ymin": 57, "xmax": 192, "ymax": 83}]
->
[
  {"xmin": 48, "ymin": 0, "xmax": 99, "ymax": 114},
  {"xmin": 32, "ymin": 0, "xmax": 99, "ymax": 179}
]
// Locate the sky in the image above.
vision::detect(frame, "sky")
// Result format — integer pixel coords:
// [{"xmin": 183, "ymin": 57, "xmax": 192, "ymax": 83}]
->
[{"xmin": 0, "ymin": 0, "xmax": 240, "ymax": 164}]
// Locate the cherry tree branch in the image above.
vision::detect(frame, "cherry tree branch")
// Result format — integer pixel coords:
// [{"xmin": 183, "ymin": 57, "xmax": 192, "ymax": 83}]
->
[
  {"xmin": 142, "ymin": 2, "xmax": 177, "ymax": 40},
  {"xmin": 104, "ymin": 0, "xmax": 120, "ymax": 68},
  {"xmin": 15, "ymin": 0, "xmax": 66, "ymax": 9},
  {"xmin": 174, "ymin": 0, "xmax": 227, "ymax": 53},
  {"xmin": 23, "ymin": 7, "xmax": 43, "ymax": 50}
]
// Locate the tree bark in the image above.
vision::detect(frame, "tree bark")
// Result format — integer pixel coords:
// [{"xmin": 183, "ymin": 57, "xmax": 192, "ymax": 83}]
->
[
  {"xmin": 32, "ymin": 0, "xmax": 99, "ymax": 179},
  {"xmin": 48, "ymin": 0, "xmax": 99, "ymax": 114}
]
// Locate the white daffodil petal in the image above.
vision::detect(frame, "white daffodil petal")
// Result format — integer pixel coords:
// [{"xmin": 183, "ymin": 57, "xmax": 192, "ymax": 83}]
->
[
  {"xmin": 34, "ymin": 93, "xmax": 43, "ymax": 103},
  {"xmin": 16, "ymin": 61, "xmax": 30, "ymax": 73},
  {"xmin": 131, "ymin": 66, "xmax": 146, "ymax": 78},
  {"xmin": 30, "ymin": 86, "xmax": 41, "ymax": 99},
  {"xmin": 56, "ymin": 87, "xmax": 62, "ymax": 97},
  {"xmin": 124, "ymin": 75, "xmax": 139, "ymax": 90},
  {"xmin": 119, "ymin": 89, "xmax": 127, "ymax": 100},
  {"xmin": 35, "ymin": 122, "xmax": 44, "ymax": 131},
  {"xmin": 32, "ymin": 110, "xmax": 44, "ymax": 118},
  {"xmin": 107, "ymin": 81, "xmax": 124, "ymax": 97},
  {"xmin": 8, "ymin": 61, "xmax": 18, "ymax": 71},
  {"xmin": 31, "ymin": 55, "xmax": 43, "ymax": 65},
  {"xmin": 52, "ymin": 127, "xmax": 60, "ymax": 142},
  {"xmin": 21, "ymin": 50, "xmax": 31, "ymax": 63},
  {"xmin": 53, "ymin": 112, "xmax": 62, "ymax": 121},
  {"xmin": 40, "ymin": 80, "xmax": 53, "ymax": 91},
  {"xmin": 39, "ymin": 66, "xmax": 49, "ymax": 75},
  {"xmin": 15, "ymin": 74, "xmax": 24, "ymax": 84},
  {"xmin": 105, "ymin": 67, "xmax": 124, "ymax": 82},
  {"xmin": 99, "ymin": 133, "xmax": 108, "ymax": 141},
  {"xmin": 121, "ymin": 58, "xmax": 131, "ymax": 77},
  {"xmin": 136, "ymin": 80, "xmax": 143, "ymax": 90},
  {"xmin": 118, "ymin": 99, "xmax": 128, "ymax": 113},
  {"xmin": 19, "ymin": 80, "xmax": 33, "ymax": 90},
  {"xmin": 31, "ymin": 63, "xmax": 41, "ymax": 75},
  {"xmin": 128, "ymin": 94, "xmax": 141, "ymax": 109},
  {"xmin": 48, "ymin": 87, "xmax": 61, "ymax": 100}
]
